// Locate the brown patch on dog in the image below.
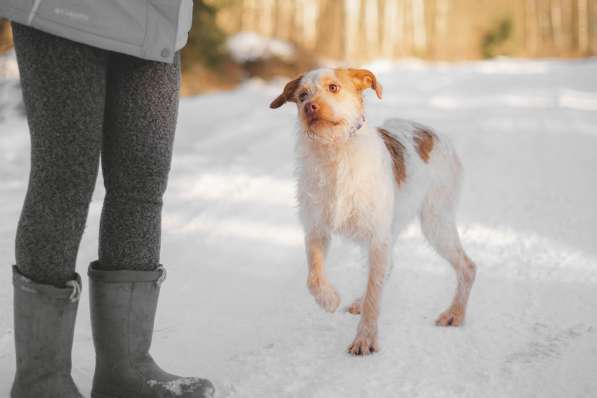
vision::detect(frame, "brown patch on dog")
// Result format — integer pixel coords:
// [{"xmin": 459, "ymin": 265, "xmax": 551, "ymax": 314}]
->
[
  {"xmin": 378, "ymin": 128, "xmax": 406, "ymax": 186},
  {"xmin": 413, "ymin": 128, "xmax": 435, "ymax": 163}
]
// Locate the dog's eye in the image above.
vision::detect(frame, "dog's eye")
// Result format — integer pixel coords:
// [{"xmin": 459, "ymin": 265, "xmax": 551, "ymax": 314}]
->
[
  {"xmin": 298, "ymin": 91, "xmax": 309, "ymax": 102},
  {"xmin": 328, "ymin": 84, "xmax": 340, "ymax": 93}
]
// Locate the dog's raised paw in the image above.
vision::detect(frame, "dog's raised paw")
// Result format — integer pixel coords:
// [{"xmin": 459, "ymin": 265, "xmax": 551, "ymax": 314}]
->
[
  {"xmin": 310, "ymin": 282, "xmax": 341, "ymax": 313},
  {"xmin": 348, "ymin": 334, "xmax": 379, "ymax": 356},
  {"xmin": 435, "ymin": 305, "xmax": 465, "ymax": 327}
]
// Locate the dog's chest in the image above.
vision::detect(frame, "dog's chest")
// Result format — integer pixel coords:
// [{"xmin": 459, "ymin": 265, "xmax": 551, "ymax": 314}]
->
[{"xmin": 299, "ymin": 149, "xmax": 392, "ymax": 238}]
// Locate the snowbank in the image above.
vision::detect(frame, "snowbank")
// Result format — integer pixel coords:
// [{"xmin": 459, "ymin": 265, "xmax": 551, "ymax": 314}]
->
[{"xmin": 226, "ymin": 31, "xmax": 295, "ymax": 63}]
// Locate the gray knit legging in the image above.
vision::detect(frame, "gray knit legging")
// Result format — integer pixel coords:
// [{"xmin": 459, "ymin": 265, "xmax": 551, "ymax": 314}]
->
[{"xmin": 12, "ymin": 23, "xmax": 180, "ymax": 287}]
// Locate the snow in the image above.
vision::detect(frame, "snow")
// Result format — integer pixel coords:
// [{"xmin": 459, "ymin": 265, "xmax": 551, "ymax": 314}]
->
[
  {"xmin": 226, "ymin": 32, "xmax": 296, "ymax": 63},
  {"xmin": 1, "ymin": 54, "xmax": 597, "ymax": 398},
  {"xmin": 147, "ymin": 377, "xmax": 214, "ymax": 396}
]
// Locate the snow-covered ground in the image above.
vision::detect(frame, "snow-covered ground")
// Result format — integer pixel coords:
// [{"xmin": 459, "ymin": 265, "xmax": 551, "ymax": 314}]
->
[{"xmin": 1, "ymin": 53, "xmax": 597, "ymax": 397}]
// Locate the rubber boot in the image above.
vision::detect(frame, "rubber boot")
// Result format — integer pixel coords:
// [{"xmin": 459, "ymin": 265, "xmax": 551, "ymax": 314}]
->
[
  {"xmin": 11, "ymin": 266, "xmax": 83, "ymax": 398},
  {"xmin": 88, "ymin": 261, "xmax": 215, "ymax": 398}
]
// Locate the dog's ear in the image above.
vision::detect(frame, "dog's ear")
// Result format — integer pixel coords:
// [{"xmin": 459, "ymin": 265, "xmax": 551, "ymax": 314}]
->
[
  {"xmin": 270, "ymin": 75, "xmax": 303, "ymax": 109},
  {"xmin": 348, "ymin": 69, "xmax": 383, "ymax": 99}
]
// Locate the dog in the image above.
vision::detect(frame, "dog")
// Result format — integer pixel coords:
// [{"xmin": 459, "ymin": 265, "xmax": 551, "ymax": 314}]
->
[{"xmin": 270, "ymin": 68, "xmax": 476, "ymax": 356}]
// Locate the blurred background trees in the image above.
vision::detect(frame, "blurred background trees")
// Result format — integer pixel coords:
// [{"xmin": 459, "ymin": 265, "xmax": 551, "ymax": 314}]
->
[
  {"xmin": 1, "ymin": 0, "xmax": 596, "ymax": 94},
  {"xmin": 216, "ymin": 0, "xmax": 597, "ymax": 61}
]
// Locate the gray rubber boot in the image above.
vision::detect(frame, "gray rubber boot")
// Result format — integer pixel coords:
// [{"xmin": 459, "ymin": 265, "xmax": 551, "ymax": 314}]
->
[
  {"xmin": 88, "ymin": 261, "xmax": 215, "ymax": 398},
  {"xmin": 11, "ymin": 266, "xmax": 83, "ymax": 398}
]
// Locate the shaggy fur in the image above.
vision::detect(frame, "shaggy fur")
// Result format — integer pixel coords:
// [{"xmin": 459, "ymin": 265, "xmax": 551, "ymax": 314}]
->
[{"xmin": 271, "ymin": 68, "xmax": 477, "ymax": 356}]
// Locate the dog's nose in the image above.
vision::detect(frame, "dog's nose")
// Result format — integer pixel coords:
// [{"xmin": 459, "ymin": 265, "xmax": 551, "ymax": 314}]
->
[{"xmin": 304, "ymin": 102, "xmax": 319, "ymax": 117}]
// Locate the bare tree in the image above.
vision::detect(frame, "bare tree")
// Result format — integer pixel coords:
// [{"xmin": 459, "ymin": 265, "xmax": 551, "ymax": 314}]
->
[
  {"xmin": 315, "ymin": 0, "xmax": 346, "ymax": 59},
  {"xmin": 577, "ymin": 0, "xmax": 589, "ymax": 53},
  {"xmin": 412, "ymin": 0, "xmax": 427, "ymax": 54}
]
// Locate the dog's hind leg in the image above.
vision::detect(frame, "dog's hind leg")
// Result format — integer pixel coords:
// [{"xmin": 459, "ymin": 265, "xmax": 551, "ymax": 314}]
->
[{"xmin": 419, "ymin": 186, "xmax": 476, "ymax": 327}]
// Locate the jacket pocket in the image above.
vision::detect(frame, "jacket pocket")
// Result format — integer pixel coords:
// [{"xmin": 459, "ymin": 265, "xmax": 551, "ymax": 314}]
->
[
  {"xmin": 143, "ymin": 0, "xmax": 185, "ymax": 61},
  {"xmin": 35, "ymin": 0, "xmax": 148, "ymax": 46}
]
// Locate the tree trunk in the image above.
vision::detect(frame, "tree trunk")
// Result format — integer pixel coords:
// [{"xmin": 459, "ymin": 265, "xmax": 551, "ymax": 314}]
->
[
  {"xmin": 412, "ymin": 0, "xmax": 427, "ymax": 54},
  {"xmin": 315, "ymin": 0, "xmax": 346, "ymax": 59},
  {"xmin": 551, "ymin": 0, "xmax": 564, "ymax": 52},
  {"xmin": 577, "ymin": 0, "xmax": 588, "ymax": 54}
]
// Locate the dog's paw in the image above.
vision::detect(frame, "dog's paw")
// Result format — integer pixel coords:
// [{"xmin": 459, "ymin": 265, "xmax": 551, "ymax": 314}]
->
[
  {"xmin": 348, "ymin": 334, "xmax": 379, "ymax": 356},
  {"xmin": 346, "ymin": 297, "xmax": 362, "ymax": 315},
  {"xmin": 309, "ymin": 281, "xmax": 341, "ymax": 313},
  {"xmin": 435, "ymin": 304, "xmax": 465, "ymax": 327}
]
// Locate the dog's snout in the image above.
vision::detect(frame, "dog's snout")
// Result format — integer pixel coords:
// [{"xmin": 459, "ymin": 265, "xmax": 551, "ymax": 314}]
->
[{"xmin": 304, "ymin": 101, "xmax": 319, "ymax": 117}]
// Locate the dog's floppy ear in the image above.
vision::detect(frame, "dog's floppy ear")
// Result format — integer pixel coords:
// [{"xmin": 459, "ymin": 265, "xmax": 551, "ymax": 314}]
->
[
  {"xmin": 270, "ymin": 75, "xmax": 303, "ymax": 109},
  {"xmin": 348, "ymin": 69, "xmax": 383, "ymax": 99}
]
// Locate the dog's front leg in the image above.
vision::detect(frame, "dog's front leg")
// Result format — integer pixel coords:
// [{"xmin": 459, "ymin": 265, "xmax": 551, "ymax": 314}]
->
[
  {"xmin": 305, "ymin": 230, "xmax": 340, "ymax": 313},
  {"xmin": 348, "ymin": 241, "xmax": 389, "ymax": 355}
]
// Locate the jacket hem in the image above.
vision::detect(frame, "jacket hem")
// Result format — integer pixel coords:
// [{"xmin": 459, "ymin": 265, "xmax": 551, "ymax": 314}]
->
[{"xmin": 0, "ymin": 3, "xmax": 178, "ymax": 64}]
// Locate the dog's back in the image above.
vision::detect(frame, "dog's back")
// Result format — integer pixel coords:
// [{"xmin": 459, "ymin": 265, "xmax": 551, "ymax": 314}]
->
[{"xmin": 375, "ymin": 118, "xmax": 463, "ymax": 231}]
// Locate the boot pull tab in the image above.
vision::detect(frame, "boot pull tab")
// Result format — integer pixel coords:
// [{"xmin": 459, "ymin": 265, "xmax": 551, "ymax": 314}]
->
[
  {"xmin": 156, "ymin": 266, "xmax": 167, "ymax": 287},
  {"xmin": 66, "ymin": 279, "xmax": 81, "ymax": 303}
]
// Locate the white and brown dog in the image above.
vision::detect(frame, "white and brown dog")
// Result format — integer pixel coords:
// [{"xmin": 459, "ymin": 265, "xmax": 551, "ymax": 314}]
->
[{"xmin": 270, "ymin": 68, "xmax": 476, "ymax": 356}]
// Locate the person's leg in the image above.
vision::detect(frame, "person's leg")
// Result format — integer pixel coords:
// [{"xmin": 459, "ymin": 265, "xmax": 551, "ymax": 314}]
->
[
  {"xmin": 89, "ymin": 52, "xmax": 214, "ymax": 398},
  {"xmin": 97, "ymin": 51, "xmax": 178, "ymax": 271},
  {"xmin": 13, "ymin": 23, "xmax": 106, "ymax": 286},
  {"xmin": 10, "ymin": 22, "xmax": 107, "ymax": 398}
]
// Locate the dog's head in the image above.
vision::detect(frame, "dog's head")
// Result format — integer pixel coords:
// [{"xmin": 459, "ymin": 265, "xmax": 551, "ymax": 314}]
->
[{"xmin": 270, "ymin": 68, "xmax": 382, "ymax": 143}]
